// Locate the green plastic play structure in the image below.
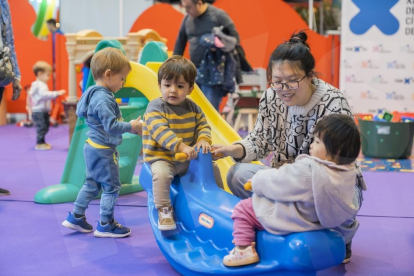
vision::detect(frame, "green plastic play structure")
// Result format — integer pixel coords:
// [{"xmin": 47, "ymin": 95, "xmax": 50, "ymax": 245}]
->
[
  {"xmin": 128, "ymin": 41, "xmax": 167, "ymax": 108},
  {"xmin": 32, "ymin": 0, "xmax": 48, "ymax": 37},
  {"xmin": 34, "ymin": 40, "xmax": 151, "ymax": 204}
]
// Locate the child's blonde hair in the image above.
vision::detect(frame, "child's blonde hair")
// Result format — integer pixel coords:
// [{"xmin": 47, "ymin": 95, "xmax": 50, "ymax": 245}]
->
[
  {"xmin": 90, "ymin": 48, "xmax": 131, "ymax": 80},
  {"xmin": 158, "ymin": 55, "xmax": 197, "ymax": 87},
  {"xmin": 33, "ymin": 61, "xmax": 52, "ymax": 76}
]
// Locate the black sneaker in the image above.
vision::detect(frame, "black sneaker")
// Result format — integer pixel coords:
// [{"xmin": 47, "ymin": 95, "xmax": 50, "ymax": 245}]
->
[
  {"xmin": 342, "ymin": 242, "xmax": 352, "ymax": 264},
  {"xmin": 0, "ymin": 188, "xmax": 10, "ymax": 196}
]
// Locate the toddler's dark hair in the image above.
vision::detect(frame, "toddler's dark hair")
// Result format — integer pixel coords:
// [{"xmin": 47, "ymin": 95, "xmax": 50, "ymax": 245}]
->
[
  {"xmin": 158, "ymin": 55, "xmax": 197, "ymax": 87},
  {"xmin": 314, "ymin": 114, "xmax": 361, "ymax": 165}
]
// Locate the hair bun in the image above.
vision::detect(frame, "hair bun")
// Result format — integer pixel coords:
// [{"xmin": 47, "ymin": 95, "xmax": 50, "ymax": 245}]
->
[
  {"xmin": 289, "ymin": 31, "xmax": 307, "ymax": 43},
  {"xmin": 288, "ymin": 31, "xmax": 310, "ymax": 49}
]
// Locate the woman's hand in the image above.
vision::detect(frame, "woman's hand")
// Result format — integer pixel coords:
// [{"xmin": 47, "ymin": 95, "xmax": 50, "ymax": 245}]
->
[
  {"xmin": 194, "ymin": 140, "xmax": 211, "ymax": 154},
  {"xmin": 211, "ymin": 144, "xmax": 244, "ymax": 160}
]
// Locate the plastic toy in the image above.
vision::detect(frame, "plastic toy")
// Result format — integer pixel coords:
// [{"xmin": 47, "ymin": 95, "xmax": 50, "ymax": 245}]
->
[
  {"xmin": 175, "ymin": 152, "xmax": 223, "ymax": 161},
  {"xmin": 373, "ymin": 115, "xmax": 387, "ymax": 122},
  {"xmin": 391, "ymin": 111, "xmax": 401, "ymax": 122},
  {"xmin": 140, "ymin": 150, "xmax": 346, "ymax": 276},
  {"xmin": 382, "ymin": 112, "xmax": 393, "ymax": 122},
  {"xmin": 401, "ymin": 116, "xmax": 414, "ymax": 123},
  {"xmin": 244, "ymin": 181, "xmax": 252, "ymax": 191},
  {"xmin": 175, "ymin": 153, "xmax": 189, "ymax": 161}
]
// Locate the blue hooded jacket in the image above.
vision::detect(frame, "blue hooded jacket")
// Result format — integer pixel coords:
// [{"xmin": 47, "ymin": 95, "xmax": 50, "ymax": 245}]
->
[{"xmin": 76, "ymin": 85, "xmax": 131, "ymax": 147}]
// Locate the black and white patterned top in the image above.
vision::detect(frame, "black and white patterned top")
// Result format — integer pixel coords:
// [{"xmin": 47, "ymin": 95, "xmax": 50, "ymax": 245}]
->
[{"xmin": 236, "ymin": 79, "xmax": 366, "ymax": 190}]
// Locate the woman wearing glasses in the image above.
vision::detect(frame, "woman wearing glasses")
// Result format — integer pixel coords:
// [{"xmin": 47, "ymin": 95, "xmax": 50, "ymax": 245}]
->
[{"xmin": 212, "ymin": 30, "xmax": 366, "ymax": 264}]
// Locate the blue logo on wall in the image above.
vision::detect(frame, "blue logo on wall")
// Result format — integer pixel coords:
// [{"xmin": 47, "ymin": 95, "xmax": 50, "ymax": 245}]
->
[{"xmin": 350, "ymin": 0, "xmax": 399, "ymax": 35}]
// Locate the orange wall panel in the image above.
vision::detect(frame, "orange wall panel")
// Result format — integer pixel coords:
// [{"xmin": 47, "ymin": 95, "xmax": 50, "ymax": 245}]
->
[
  {"xmin": 129, "ymin": 3, "xmax": 184, "ymax": 53},
  {"xmin": 129, "ymin": 0, "xmax": 335, "ymax": 85}
]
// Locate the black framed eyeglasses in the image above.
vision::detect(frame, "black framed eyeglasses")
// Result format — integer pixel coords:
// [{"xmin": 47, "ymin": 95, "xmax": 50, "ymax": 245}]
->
[{"xmin": 269, "ymin": 75, "xmax": 307, "ymax": 91}]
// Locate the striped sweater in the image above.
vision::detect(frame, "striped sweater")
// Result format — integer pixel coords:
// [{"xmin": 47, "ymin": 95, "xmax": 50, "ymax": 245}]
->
[{"xmin": 143, "ymin": 97, "xmax": 211, "ymax": 164}]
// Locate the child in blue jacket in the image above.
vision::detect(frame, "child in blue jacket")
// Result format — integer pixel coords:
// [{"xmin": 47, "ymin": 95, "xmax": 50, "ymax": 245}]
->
[{"xmin": 62, "ymin": 48, "xmax": 142, "ymax": 238}]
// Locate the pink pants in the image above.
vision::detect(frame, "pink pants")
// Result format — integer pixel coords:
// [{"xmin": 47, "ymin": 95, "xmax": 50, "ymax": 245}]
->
[{"xmin": 231, "ymin": 197, "xmax": 264, "ymax": 246}]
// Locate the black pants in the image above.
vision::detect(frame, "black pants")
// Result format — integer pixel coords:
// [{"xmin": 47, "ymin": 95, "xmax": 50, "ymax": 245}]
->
[
  {"xmin": 0, "ymin": 87, "xmax": 4, "ymax": 103},
  {"xmin": 32, "ymin": 112, "xmax": 50, "ymax": 144}
]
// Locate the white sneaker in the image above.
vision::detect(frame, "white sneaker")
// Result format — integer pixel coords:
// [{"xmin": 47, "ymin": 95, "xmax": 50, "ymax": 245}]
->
[
  {"xmin": 223, "ymin": 242, "xmax": 260, "ymax": 267},
  {"xmin": 35, "ymin": 143, "xmax": 51, "ymax": 150},
  {"xmin": 158, "ymin": 206, "xmax": 176, "ymax": 231}
]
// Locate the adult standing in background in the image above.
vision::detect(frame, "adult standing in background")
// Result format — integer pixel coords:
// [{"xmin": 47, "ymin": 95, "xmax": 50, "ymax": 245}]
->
[
  {"xmin": 46, "ymin": 18, "xmax": 63, "ymax": 91},
  {"xmin": 173, "ymin": 0, "xmax": 240, "ymax": 111},
  {"xmin": 0, "ymin": 0, "xmax": 22, "ymax": 196},
  {"xmin": 46, "ymin": 18, "xmax": 63, "ymax": 36}
]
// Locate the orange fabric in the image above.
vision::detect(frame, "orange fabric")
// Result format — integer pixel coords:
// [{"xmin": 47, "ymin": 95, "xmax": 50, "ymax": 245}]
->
[{"xmin": 129, "ymin": 3, "xmax": 187, "ymax": 57}]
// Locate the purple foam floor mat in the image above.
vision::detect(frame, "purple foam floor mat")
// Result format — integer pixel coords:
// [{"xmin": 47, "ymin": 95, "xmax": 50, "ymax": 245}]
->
[
  {"xmin": 358, "ymin": 172, "xmax": 414, "ymax": 218},
  {"xmin": 0, "ymin": 202, "xmax": 176, "ymax": 276},
  {"xmin": 0, "ymin": 125, "xmax": 147, "ymax": 206},
  {"xmin": 319, "ymin": 216, "xmax": 414, "ymax": 276},
  {"xmin": 1, "ymin": 124, "xmax": 414, "ymax": 275}
]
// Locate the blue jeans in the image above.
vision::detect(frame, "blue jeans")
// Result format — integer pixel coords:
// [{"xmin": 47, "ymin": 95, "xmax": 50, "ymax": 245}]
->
[
  {"xmin": 73, "ymin": 143, "xmax": 121, "ymax": 223},
  {"xmin": 227, "ymin": 162, "xmax": 363, "ymax": 244},
  {"xmin": 200, "ymin": 85, "xmax": 223, "ymax": 111}
]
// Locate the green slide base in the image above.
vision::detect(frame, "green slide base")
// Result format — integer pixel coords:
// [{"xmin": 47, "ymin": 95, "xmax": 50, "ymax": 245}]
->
[
  {"xmin": 119, "ymin": 175, "xmax": 144, "ymax": 196},
  {"xmin": 34, "ymin": 175, "xmax": 143, "ymax": 204}
]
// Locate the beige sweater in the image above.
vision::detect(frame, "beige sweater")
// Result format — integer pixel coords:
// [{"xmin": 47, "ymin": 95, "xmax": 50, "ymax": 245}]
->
[{"xmin": 251, "ymin": 155, "xmax": 359, "ymax": 235}]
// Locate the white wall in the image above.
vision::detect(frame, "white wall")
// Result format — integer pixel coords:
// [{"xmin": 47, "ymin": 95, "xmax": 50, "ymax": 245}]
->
[
  {"xmin": 340, "ymin": 0, "xmax": 414, "ymax": 113},
  {"xmin": 60, "ymin": 0, "xmax": 153, "ymax": 36}
]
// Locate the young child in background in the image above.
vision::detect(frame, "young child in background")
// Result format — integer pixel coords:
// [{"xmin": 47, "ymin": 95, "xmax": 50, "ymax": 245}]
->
[
  {"xmin": 62, "ymin": 48, "xmax": 142, "ymax": 238},
  {"xmin": 143, "ymin": 55, "xmax": 223, "ymax": 231},
  {"xmin": 28, "ymin": 61, "xmax": 65, "ymax": 150},
  {"xmin": 223, "ymin": 114, "xmax": 361, "ymax": 266}
]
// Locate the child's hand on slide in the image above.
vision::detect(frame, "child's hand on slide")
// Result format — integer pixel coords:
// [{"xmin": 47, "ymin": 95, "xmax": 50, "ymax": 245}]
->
[{"xmin": 194, "ymin": 139, "xmax": 211, "ymax": 154}]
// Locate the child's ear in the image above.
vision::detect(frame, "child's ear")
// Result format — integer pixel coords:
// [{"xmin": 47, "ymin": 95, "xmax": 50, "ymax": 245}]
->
[
  {"xmin": 104, "ymin": 69, "xmax": 111, "ymax": 78},
  {"xmin": 188, "ymin": 85, "xmax": 194, "ymax": 95}
]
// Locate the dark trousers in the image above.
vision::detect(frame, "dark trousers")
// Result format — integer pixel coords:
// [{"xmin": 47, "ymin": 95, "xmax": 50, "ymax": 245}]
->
[
  {"xmin": 0, "ymin": 87, "xmax": 4, "ymax": 103},
  {"xmin": 32, "ymin": 111, "xmax": 50, "ymax": 144}
]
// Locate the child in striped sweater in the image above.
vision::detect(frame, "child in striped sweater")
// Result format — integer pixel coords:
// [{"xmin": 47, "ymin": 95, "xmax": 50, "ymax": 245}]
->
[{"xmin": 143, "ymin": 55, "xmax": 223, "ymax": 231}]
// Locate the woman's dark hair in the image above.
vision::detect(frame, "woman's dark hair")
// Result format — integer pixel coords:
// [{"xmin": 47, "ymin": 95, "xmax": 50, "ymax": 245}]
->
[
  {"xmin": 267, "ymin": 30, "xmax": 316, "ymax": 82},
  {"xmin": 314, "ymin": 114, "xmax": 361, "ymax": 165}
]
